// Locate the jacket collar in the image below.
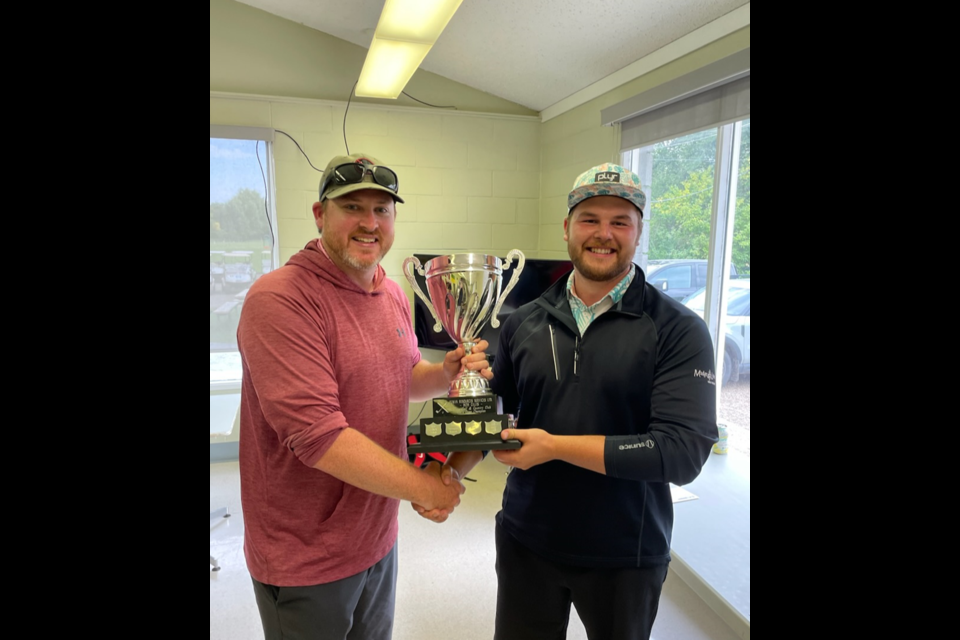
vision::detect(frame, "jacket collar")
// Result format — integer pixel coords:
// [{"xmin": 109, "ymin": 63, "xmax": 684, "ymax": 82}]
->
[{"xmin": 537, "ymin": 264, "xmax": 647, "ymax": 328}]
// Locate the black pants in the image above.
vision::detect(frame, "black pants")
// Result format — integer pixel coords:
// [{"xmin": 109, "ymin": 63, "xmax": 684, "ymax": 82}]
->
[{"xmin": 494, "ymin": 523, "xmax": 668, "ymax": 640}]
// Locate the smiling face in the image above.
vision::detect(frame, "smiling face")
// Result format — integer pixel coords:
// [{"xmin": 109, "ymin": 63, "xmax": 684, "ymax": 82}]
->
[
  {"xmin": 313, "ymin": 189, "xmax": 397, "ymax": 282},
  {"xmin": 564, "ymin": 195, "xmax": 642, "ymax": 285}
]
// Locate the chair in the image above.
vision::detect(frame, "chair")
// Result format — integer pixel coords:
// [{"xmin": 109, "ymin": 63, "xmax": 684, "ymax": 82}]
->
[
  {"xmin": 211, "ymin": 402, "xmax": 240, "ymax": 571},
  {"xmin": 210, "ymin": 507, "xmax": 231, "ymax": 571}
]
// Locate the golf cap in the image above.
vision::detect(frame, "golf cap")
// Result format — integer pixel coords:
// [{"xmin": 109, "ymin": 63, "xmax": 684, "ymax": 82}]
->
[{"xmin": 567, "ymin": 162, "xmax": 645, "ymax": 216}]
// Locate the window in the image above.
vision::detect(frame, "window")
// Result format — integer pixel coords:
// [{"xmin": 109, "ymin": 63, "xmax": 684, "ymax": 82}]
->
[
  {"xmin": 210, "ymin": 125, "xmax": 277, "ymax": 388},
  {"xmin": 622, "ymin": 117, "xmax": 750, "ymax": 625},
  {"xmin": 623, "ymin": 117, "xmax": 750, "ymax": 397}
]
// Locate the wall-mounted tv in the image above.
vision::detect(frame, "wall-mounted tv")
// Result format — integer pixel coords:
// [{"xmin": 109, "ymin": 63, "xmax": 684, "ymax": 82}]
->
[{"xmin": 409, "ymin": 253, "xmax": 573, "ymax": 362}]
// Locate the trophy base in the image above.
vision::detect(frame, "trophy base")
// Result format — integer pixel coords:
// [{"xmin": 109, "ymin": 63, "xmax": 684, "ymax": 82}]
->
[
  {"xmin": 408, "ymin": 401, "xmax": 520, "ymax": 453},
  {"xmin": 406, "ymin": 434, "xmax": 521, "ymax": 453}
]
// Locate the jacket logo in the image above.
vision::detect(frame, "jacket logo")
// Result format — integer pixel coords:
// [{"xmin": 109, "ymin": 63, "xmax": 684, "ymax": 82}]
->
[
  {"xmin": 618, "ymin": 440, "xmax": 655, "ymax": 451},
  {"xmin": 694, "ymin": 368, "xmax": 716, "ymax": 385},
  {"xmin": 595, "ymin": 171, "xmax": 620, "ymax": 183}
]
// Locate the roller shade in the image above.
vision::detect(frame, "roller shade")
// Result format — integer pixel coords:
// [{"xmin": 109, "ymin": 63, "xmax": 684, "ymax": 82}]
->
[
  {"xmin": 210, "ymin": 125, "xmax": 275, "ymax": 142},
  {"xmin": 602, "ymin": 48, "xmax": 749, "ymax": 151}
]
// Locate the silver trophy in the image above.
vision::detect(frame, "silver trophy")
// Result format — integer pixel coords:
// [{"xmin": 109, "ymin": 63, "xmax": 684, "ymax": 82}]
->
[{"xmin": 403, "ymin": 251, "xmax": 525, "ymax": 452}]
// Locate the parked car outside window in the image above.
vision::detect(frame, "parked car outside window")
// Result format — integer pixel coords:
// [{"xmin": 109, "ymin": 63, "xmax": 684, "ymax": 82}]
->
[
  {"xmin": 645, "ymin": 259, "xmax": 739, "ymax": 301},
  {"xmin": 683, "ymin": 279, "xmax": 750, "ymax": 385}
]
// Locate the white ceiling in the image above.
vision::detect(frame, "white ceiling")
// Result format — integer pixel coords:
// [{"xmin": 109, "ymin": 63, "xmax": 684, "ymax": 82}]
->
[{"xmin": 234, "ymin": 0, "xmax": 750, "ymax": 113}]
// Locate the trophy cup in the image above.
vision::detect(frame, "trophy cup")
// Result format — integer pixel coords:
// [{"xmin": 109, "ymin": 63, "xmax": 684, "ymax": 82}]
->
[{"xmin": 403, "ymin": 251, "xmax": 525, "ymax": 452}]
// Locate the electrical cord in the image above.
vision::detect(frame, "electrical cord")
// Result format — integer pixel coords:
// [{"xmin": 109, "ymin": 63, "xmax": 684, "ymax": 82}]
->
[
  {"xmin": 341, "ymin": 79, "xmax": 456, "ymax": 153},
  {"xmin": 409, "ymin": 400, "xmax": 428, "ymax": 425},
  {"xmin": 401, "ymin": 91, "xmax": 456, "ymax": 109},
  {"xmin": 274, "ymin": 130, "xmax": 323, "ymax": 172},
  {"xmin": 343, "ymin": 80, "xmax": 357, "ymax": 154},
  {"xmin": 255, "ymin": 140, "xmax": 276, "ymax": 250}
]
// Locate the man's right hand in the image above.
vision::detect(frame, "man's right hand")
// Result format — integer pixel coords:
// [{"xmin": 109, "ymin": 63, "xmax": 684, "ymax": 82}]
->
[{"xmin": 412, "ymin": 461, "xmax": 465, "ymax": 523}]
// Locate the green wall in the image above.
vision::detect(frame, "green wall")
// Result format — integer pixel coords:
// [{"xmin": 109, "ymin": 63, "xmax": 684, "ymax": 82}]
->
[
  {"xmin": 210, "ymin": 0, "xmax": 537, "ymax": 116},
  {"xmin": 210, "ymin": 0, "xmax": 749, "ymax": 262}
]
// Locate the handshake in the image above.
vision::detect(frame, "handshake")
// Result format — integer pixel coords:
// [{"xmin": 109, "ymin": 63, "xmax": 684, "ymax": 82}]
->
[{"xmin": 410, "ymin": 427, "xmax": 547, "ymax": 523}]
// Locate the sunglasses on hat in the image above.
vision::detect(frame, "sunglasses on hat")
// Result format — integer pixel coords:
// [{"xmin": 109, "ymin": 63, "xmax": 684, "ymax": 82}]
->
[{"xmin": 319, "ymin": 162, "xmax": 399, "ymax": 200}]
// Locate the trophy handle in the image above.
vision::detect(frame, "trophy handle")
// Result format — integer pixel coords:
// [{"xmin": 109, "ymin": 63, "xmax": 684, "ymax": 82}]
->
[
  {"xmin": 490, "ymin": 249, "xmax": 526, "ymax": 328},
  {"xmin": 403, "ymin": 257, "xmax": 443, "ymax": 333}
]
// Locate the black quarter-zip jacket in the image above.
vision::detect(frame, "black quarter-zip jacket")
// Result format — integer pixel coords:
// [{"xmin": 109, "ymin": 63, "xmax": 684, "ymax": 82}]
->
[{"xmin": 491, "ymin": 268, "xmax": 718, "ymax": 568}]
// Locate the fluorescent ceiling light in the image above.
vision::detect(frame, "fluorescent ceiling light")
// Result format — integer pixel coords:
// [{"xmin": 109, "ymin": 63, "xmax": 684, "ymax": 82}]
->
[
  {"xmin": 377, "ymin": 0, "xmax": 464, "ymax": 42},
  {"xmin": 356, "ymin": 39, "xmax": 433, "ymax": 99},
  {"xmin": 355, "ymin": 0, "xmax": 464, "ymax": 99}
]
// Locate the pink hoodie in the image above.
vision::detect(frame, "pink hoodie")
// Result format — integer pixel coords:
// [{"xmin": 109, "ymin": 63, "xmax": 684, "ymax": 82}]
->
[{"xmin": 237, "ymin": 240, "xmax": 421, "ymax": 586}]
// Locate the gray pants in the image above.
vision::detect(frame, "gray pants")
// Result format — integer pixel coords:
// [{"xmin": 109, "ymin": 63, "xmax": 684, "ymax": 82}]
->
[{"xmin": 251, "ymin": 543, "xmax": 398, "ymax": 640}]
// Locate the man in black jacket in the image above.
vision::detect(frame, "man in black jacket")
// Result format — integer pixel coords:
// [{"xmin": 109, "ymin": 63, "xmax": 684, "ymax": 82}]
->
[{"xmin": 486, "ymin": 162, "xmax": 719, "ymax": 640}]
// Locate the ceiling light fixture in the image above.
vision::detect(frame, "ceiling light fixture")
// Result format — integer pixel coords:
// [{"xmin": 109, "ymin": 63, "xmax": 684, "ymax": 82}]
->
[{"xmin": 355, "ymin": 0, "xmax": 464, "ymax": 99}]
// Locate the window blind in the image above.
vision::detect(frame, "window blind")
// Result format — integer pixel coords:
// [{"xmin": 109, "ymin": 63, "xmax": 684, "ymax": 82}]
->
[
  {"xmin": 601, "ymin": 48, "xmax": 749, "ymax": 151},
  {"xmin": 210, "ymin": 125, "xmax": 275, "ymax": 142}
]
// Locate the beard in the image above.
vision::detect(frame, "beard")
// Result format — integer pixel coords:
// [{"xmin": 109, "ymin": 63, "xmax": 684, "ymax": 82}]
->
[
  {"xmin": 568, "ymin": 243, "xmax": 634, "ymax": 282},
  {"xmin": 323, "ymin": 235, "xmax": 390, "ymax": 272},
  {"xmin": 337, "ymin": 246, "xmax": 384, "ymax": 271}
]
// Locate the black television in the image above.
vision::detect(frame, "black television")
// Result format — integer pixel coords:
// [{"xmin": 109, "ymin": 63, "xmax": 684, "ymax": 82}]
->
[{"xmin": 410, "ymin": 253, "xmax": 573, "ymax": 363}]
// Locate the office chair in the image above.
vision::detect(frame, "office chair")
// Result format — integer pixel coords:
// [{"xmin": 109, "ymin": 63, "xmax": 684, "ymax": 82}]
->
[
  {"xmin": 210, "ymin": 507, "xmax": 231, "ymax": 571},
  {"xmin": 211, "ymin": 404, "xmax": 240, "ymax": 571}
]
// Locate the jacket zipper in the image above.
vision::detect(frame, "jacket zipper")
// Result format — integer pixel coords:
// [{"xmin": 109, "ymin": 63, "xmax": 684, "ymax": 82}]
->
[
  {"xmin": 549, "ymin": 325, "xmax": 560, "ymax": 381},
  {"xmin": 574, "ymin": 336, "xmax": 581, "ymax": 375}
]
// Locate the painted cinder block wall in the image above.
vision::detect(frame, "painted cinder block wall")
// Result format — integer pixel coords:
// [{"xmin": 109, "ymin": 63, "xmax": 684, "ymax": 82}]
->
[
  {"xmin": 211, "ymin": 0, "xmax": 748, "ymax": 292},
  {"xmin": 210, "ymin": 0, "xmax": 748, "ymax": 433}
]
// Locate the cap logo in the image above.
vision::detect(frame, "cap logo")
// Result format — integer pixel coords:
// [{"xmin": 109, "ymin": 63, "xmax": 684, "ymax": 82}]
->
[{"xmin": 594, "ymin": 171, "xmax": 620, "ymax": 183}]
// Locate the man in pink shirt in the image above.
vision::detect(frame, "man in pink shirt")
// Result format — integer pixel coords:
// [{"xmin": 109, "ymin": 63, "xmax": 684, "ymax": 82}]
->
[{"xmin": 237, "ymin": 153, "xmax": 491, "ymax": 640}]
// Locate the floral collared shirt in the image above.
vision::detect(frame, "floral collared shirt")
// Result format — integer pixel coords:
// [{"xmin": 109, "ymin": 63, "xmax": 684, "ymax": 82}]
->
[{"xmin": 566, "ymin": 264, "xmax": 636, "ymax": 336}]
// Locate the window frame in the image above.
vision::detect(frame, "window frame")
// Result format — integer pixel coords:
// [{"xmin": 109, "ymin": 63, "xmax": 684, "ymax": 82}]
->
[{"xmin": 210, "ymin": 125, "xmax": 278, "ymax": 392}]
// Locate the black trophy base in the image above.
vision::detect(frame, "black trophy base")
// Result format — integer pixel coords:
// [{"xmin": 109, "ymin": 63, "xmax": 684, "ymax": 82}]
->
[
  {"xmin": 407, "ymin": 403, "xmax": 519, "ymax": 453},
  {"xmin": 406, "ymin": 434, "xmax": 521, "ymax": 453}
]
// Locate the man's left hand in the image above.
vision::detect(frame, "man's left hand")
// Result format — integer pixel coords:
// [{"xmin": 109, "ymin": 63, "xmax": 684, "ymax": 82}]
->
[
  {"xmin": 492, "ymin": 428, "xmax": 554, "ymax": 470},
  {"xmin": 443, "ymin": 338, "xmax": 493, "ymax": 382}
]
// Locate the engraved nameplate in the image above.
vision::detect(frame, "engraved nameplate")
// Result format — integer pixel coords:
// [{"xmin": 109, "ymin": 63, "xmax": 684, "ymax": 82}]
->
[{"xmin": 433, "ymin": 396, "xmax": 497, "ymax": 416}]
